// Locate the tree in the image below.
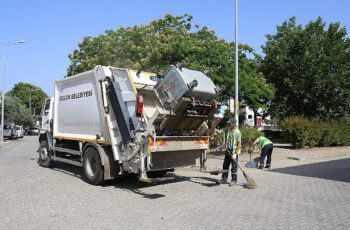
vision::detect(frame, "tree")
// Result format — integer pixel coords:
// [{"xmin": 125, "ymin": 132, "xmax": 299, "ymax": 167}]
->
[
  {"xmin": 261, "ymin": 17, "xmax": 350, "ymax": 119},
  {"xmin": 6, "ymin": 83, "xmax": 48, "ymax": 116},
  {"xmin": 67, "ymin": 14, "xmax": 274, "ymax": 112},
  {"xmin": 1, "ymin": 96, "xmax": 35, "ymax": 127}
]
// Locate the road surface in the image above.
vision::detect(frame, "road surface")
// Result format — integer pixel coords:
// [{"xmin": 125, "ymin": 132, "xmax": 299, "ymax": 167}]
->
[{"xmin": 1, "ymin": 136, "xmax": 350, "ymax": 229}]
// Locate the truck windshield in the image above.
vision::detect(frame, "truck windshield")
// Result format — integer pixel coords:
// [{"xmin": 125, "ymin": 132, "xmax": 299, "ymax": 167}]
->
[
  {"xmin": 41, "ymin": 98, "xmax": 51, "ymax": 116},
  {"xmin": 44, "ymin": 99, "xmax": 51, "ymax": 110}
]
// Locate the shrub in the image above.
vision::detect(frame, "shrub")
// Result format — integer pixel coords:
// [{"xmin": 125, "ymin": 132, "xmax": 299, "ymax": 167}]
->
[
  {"xmin": 280, "ymin": 116, "xmax": 309, "ymax": 148},
  {"xmin": 280, "ymin": 116, "xmax": 350, "ymax": 149},
  {"xmin": 240, "ymin": 126, "xmax": 263, "ymax": 153}
]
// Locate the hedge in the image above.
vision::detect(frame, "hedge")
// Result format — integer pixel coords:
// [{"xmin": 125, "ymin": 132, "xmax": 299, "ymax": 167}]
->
[{"xmin": 280, "ymin": 116, "xmax": 350, "ymax": 149}]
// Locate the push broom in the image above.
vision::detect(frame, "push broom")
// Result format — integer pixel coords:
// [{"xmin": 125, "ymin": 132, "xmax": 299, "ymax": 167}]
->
[{"xmin": 233, "ymin": 158, "xmax": 257, "ymax": 189}]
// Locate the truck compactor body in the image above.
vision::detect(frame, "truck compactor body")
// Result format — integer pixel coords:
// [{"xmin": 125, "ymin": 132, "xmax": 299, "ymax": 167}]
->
[{"xmin": 38, "ymin": 65, "xmax": 222, "ymax": 185}]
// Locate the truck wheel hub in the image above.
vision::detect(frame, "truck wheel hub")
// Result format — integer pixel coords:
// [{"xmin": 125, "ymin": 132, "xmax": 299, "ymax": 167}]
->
[
  {"xmin": 86, "ymin": 154, "xmax": 96, "ymax": 177},
  {"xmin": 40, "ymin": 148, "xmax": 48, "ymax": 160}
]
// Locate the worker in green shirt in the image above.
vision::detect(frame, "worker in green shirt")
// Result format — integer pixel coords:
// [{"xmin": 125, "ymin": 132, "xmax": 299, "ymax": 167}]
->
[{"xmin": 253, "ymin": 136, "xmax": 273, "ymax": 169}]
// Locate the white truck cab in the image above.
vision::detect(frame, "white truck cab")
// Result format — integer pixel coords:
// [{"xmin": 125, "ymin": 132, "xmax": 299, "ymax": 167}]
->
[{"xmin": 40, "ymin": 97, "xmax": 53, "ymax": 133}]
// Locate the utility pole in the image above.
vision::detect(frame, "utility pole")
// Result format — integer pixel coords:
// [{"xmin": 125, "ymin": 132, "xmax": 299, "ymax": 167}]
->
[{"xmin": 29, "ymin": 88, "xmax": 39, "ymax": 116}]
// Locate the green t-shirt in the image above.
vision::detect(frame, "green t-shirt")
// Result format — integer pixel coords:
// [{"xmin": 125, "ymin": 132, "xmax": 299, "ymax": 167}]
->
[{"xmin": 255, "ymin": 136, "xmax": 272, "ymax": 149}]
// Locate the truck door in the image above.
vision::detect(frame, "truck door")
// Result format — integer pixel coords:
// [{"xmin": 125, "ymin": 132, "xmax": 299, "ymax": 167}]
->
[{"xmin": 41, "ymin": 98, "xmax": 53, "ymax": 132}]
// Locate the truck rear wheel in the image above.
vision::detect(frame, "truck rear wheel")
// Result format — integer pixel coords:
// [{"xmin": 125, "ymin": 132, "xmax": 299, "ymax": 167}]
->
[
  {"xmin": 38, "ymin": 140, "xmax": 54, "ymax": 167},
  {"xmin": 83, "ymin": 147, "xmax": 104, "ymax": 185}
]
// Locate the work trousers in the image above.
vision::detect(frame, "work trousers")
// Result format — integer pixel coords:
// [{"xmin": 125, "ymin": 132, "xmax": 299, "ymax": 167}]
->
[
  {"xmin": 222, "ymin": 153, "xmax": 238, "ymax": 182},
  {"xmin": 260, "ymin": 143, "xmax": 273, "ymax": 166}
]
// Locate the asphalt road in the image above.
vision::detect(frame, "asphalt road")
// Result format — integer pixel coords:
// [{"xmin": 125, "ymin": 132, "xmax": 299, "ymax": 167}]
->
[{"xmin": 1, "ymin": 136, "xmax": 350, "ymax": 230}]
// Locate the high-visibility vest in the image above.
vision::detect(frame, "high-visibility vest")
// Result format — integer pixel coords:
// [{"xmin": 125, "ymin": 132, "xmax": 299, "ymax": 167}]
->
[
  {"xmin": 225, "ymin": 128, "xmax": 230, "ymax": 144},
  {"xmin": 226, "ymin": 128, "xmax": 241, "ymax": 154}
]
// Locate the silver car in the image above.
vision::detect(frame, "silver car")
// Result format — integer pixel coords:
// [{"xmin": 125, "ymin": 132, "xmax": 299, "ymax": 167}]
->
[
  {"xmin": 15, "ymin": 125, "xmax": 24, "ymax": 138},
  {"xmin": 4, "ymin": 123, "xmax": 17, "ymax": 139},
  {"xmin": 27, "ymin": 127, "xmax": 39, "ymax": 135}
]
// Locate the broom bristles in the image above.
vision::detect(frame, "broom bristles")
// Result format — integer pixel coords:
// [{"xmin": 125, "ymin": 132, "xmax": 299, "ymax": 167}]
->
[
  {"xmin": 235, "ymin": 159, "xmax": 258, "ymax": 189},
  {"xmin": 244, "ymin": 174, "xmax": 257, "ymax": 189}
]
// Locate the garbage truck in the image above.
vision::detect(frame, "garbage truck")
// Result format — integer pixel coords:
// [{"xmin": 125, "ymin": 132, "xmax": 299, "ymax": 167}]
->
[{"xmin": 38, "ymin": 64, "xmax": 223, "ymax": 185}]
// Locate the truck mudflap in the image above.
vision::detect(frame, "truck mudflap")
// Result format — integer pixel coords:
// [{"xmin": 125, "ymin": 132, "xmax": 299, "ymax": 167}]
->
[{"xmin": 146, "ymin": 136, "xmax": 209, "ymax": 171}]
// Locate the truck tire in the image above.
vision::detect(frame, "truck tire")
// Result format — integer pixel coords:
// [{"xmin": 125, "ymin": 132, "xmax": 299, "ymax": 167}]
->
[
  {"xmin": 38, "ymin": 140, "xmax": 54, "ymax": 167},
  {"xmin": 83, "ymin": 147, "xmax": 104, "ymax": 185}
]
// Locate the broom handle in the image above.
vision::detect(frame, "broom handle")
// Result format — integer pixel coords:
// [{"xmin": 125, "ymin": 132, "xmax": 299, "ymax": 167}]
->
[{"xmin": 232, "ymin": 158, "xmax": 246, "ymax": 175}]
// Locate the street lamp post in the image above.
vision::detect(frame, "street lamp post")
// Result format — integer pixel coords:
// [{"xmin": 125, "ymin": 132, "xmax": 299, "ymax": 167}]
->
[
  {"xmin": 234, "ymin": 0, "xmax": 239, "ymax": 126},
  {"xmin": 1, "ymin": 40, "xmax": 26, "ymax": 142}
]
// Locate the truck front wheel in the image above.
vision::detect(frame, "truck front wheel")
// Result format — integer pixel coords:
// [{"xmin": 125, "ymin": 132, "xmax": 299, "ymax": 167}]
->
[
  {"xmin": 83, "ymin": 147, "xmax": 104, "ymax": 185},
  {"xmin": 38, "ymin": 140, "xmax": 54, "ymax": 167}
]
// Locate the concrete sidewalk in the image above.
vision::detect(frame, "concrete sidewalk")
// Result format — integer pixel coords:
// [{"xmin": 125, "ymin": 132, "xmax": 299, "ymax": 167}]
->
[
  {"xmin": 0, "ymin": 141, "xmax": 9, "ymax": 148},
  {"xmin": 190, "ymin": 145, "xmax": 350, "ymax": 171}
]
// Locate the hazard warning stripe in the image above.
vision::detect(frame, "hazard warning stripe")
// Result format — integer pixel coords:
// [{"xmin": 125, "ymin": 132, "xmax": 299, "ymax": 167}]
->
[
  {"xmin": 148, "ymin": 139, "xmax": 167, "ymax": 146},
  {"xmin": 194, "ymin": 139, "xmax": 209, "ymax": 145},
  {"xmin": 148, "ymin": 139, "xmax": 209, "ymax": 146}
]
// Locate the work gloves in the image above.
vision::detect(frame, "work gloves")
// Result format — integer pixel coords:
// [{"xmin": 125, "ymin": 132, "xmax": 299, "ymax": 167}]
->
[{"xmin": 226, "ymin": 149, "xmax": 238, "ymax": 160}]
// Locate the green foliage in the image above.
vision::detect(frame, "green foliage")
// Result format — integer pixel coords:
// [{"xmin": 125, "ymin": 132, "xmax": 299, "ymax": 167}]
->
[
  {"xmin": 280, "ymin": 116, "xmax": 350, "ymax": 148},
  {"xmin": 2, "ymin": 96, "xmax": 35, "ymax": 127},
  {"xmin": 240, "ymin": 71, "xmax": 275, "ymax": 112},
  {"xmin": 209, "ymin": 132, "xmax": 225, "ymax": 150},
  {"xmin": 261, "ymin": 17, "xmax": 350, "ymax": 119},
  {"xmin": 217, "ymin": 110, "xmax": 247, "ymax": 129},
  {"xmin": 240, "ymin": 127, "xmax": 263, "ymax": 153},
  {"xmin": 6, "ymin": 83, "xmax": 48, "ymax": 116},
  {"xmin": 209, "ymin": 126, "xmax": 262, "ymax": 153},
  {"xmin": 217, "ymin": 110, "xmax": 232, "ymax": 129},
  {"xmin": 67, "ymin": 14, "xmax": 274, "ymax": 111}
]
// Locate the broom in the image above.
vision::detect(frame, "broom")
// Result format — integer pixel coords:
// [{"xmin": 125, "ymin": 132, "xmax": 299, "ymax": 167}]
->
[{"xmin": 233, "ymin": 158, "xmax": 257, "ymax": 189}]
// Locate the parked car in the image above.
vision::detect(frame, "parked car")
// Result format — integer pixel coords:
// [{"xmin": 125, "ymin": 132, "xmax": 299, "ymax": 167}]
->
[
  {"xmin": 27, "ymin": 127, "xmax": 39, "ymax": 135},
  {"xmin": 15, "ymin": 125, "xmax": 24, "ymax": 138},
  {"xmin": 4, "ymin": 123, "xmax": 17, "ymax": 139}
]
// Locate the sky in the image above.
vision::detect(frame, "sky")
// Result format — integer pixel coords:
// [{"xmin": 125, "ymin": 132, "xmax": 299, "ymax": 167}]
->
[{"xmin": 1, "ymin": 0, "xmax": 350, "ymax": 96}]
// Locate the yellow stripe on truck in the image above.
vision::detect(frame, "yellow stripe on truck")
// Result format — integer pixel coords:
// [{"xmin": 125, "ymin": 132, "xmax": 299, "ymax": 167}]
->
[
  {"xmin": 53, "ymin": 136, "xmax": 108, "ymax": 145},
  {"xmin": 126, "ymin": 70, "xmax": 138, "ymax": 93}
]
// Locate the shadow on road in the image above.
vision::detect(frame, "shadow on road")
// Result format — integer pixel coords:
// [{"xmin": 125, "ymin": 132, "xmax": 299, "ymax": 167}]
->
[
  {"xmin": 103, "ymin": 173, "xmax": 190, "ymax": 199},
  {"xmin": 188, "ymin": 176, "xmax": 221, "ymax": 187},
  {"xmin": 50, "ymin": 162, "xmax": 83, "ymax": 179},
  {"xmin": 269, "ymin": 158, "xmax": 350, "ymax": 183},
  {"xmin": 48, "ymin": 163, "xmax": 219, "ymax": 199}
]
